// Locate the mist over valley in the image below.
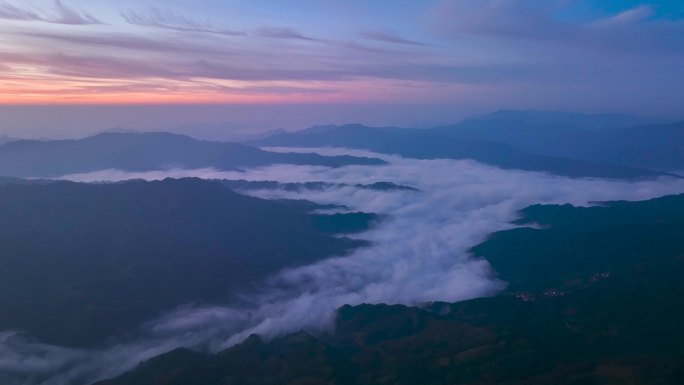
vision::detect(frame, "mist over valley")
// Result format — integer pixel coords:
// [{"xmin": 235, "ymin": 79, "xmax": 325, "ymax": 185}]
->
[{"xmin": 1, "ymin": 0, "xmax": 683, "ymax": 383}]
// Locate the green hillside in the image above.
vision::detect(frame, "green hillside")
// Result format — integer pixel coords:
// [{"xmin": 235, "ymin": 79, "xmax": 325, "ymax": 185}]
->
[{"xmin": 99, "ymin": 193, "xmax": 684, "ymax": 385}]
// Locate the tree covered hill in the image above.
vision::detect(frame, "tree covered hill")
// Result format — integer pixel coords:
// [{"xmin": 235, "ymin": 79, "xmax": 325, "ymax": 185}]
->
[
  {"xmin": 0, "ymin": 132, "xmax": 385, "ymax": 178},
  {"xmin": 0, "ymin": 178, "xmax": 375, "ymax": 347},
  {"xmin": 99, "ymin": 192, "xmax": 684, "ymax": 385},
  {"xmin": 251, "ymin": 123, "xmax": 674, "ymax": 180},
  {"xmin": 431, "ymin": 111, "xmax": 684, "ymax": 172}
]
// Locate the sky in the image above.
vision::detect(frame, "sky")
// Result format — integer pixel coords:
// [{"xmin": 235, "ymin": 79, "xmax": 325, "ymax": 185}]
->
[{"xmin": 0, "ymin": 0, "xmax": 683, "ymax": 137}]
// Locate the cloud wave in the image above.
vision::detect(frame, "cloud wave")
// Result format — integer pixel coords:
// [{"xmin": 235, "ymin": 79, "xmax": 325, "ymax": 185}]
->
[
  {"xmin": 0, "ymin": 0, "xmax": 99, "ymax": 25},
  {"xmin": 121, "ymin": 7, "xmax": 243, "ymax": 36},
  {"xmin": 3, "ymin": 149, "xmax": 684, "ymax": 385},
  {"xmin": 360, "ymin": 28, "xmax": 428, "ymax": 46}
]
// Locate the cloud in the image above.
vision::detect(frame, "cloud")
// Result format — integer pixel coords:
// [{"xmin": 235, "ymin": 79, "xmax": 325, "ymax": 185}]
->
[
  {"xmin": 52, "ymin": 0, "xmax": 99, "ymax": 25},
  {"xmin": 0, "ymin": 51, "xmax": 181, "ymax": 80},
  {"xmin": 593, "ymin": 5, "xmax": 655, "ymax": 27},
  {"xmin": 253, "ymin": 26, "xmax": 318, "ymax": 41},
  {"xmin": 428, "ymin": 0, "xmax": 684, "ymax": 53},
  {"xmin": 0, "ymin": 0, "xmax": 100, "ymax": 25},
  {"xmin": 2, "ymin": 1, "xmax": 681, "ymax": 109},
  {"xmin": 120, "ymin": 7, "xmax": 318, "ymax": 42},
  {"xmin": 0, "ymin": 34, "xmax": 453, "ymax": 84},
  {"xmin": 428, "ymin": 0, "xmax": 569, "ymax": 40},
  {"xmin": 121, "ymin": 7, "xmax": 243, "ymax": 36},
  {"xmin": 1, "ymin": 33, "xmax": 533, "ymax": 86},
  {"xmin": 4, "ymin": 149, "xmax": 684, "ymax": 385},
  {"xmin": 120, "ymin": 7, "xmax": 322, "ymax": 43},
  {"xmin": 360, "ymin": 28, "xmax": 428, "ymax": 46},
  {"xmin": 0, "ymin": 1, "xmax": 40, "ymax": 21},
  {"xmin": 20, "ymin": 31, "xmax": 237, "ymax": 56}
]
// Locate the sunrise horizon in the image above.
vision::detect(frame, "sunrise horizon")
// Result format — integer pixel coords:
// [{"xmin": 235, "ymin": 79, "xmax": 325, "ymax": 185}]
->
[{"xmin": 1, "ymin": 0, "xmax": 683, "ymax": 137}]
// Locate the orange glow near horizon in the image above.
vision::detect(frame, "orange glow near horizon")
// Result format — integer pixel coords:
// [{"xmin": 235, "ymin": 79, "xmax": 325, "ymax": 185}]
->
[
  {"xmin": 0, "ymin": 81, "xmax": 334, "ymax": 105},
  {"xmin": 0, "ymin": 90, "xmax": 327, "ymax": 105},
  {"xmin": 0, "ymin": 74, "xmax": 451, "ymax": 105},
  {"xmin": 0, "ymin": 14, "xmax": 461, "ymax": 106}
]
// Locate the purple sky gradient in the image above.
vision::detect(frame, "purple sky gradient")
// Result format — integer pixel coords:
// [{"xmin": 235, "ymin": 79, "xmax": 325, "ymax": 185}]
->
[{"xmin": 0, "ymin": 0, "xmax": 682, "ymax": 137}]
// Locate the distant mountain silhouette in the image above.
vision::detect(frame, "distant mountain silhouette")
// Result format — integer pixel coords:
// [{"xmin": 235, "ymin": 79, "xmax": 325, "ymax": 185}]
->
[
  {"xmin": 0, "ymin": 132, "xmax": 385, "ymax": 178},
  {"xmin": 555, "ymin": 121, "xmax": 684, "ymax": 172},
  {"xmin": 432, "ymin": 111, "xmax": 684, "ymax": 172},
  {"xmin": 251, "ymin": 123, "xmax": 673, "ymax": 179},
  {"xmin": 216, "ymin": 179, "xmax": 418, "ymax": 192},
  {"xmin": 463, "ymin": 109, "xmax": 647, "ymax": 130},
  {"xmin": 161, "ymin": 122, "xmax": 290, "ymax": 142},
  {"xmin": 0, "ymin": 175, "xmax": 36, "ymax": 185},
  {"xmin": 0, "ymin": 175, "xmax": 52, "ymax": 185},
  {"xmin": 0, "ymin": 178, "xmax": 375, "ymax": 346},
  {"xmin": 99, "ymin": 127, "xmax": 141, "ymax": 134},
  {"xmin": 99, "ymin": 192, "xmax": 684, "ymax": 385},
  {"xmin": 0, "ymin": 134, "xmax": 18, "ymax": 146}
]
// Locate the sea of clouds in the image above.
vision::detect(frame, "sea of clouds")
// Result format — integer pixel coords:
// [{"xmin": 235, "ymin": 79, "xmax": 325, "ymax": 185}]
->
[{"xmin": 3, "ymin": 148, "xmax": 684, "ymax": 385}]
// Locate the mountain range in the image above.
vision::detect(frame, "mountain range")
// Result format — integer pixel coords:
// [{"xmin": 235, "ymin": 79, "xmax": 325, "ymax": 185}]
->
[
  {"xmin": 1, "ymin": 109, "xmax": 683, "ymax": 385},
  {"xmin": 1, "ymin": 111, "xmax": 681, "ymax": 180},
  {"xmin": 251, "ymin": 122, "xmax": 675, "ymax": 179},
  {"xmin": 0, "ymin": 178, "xmax": 376, "ymax": 347},
  {"xmin": 216, "ymin": 179, "xmax": 418, "ymax": 193},
  {"xmin": 0, "ymin": 132, "xmax": 384, "ymax": 178},
  {"xmin": 0, "ymin": 135, "xmax": 18, "ymax": 146},
  {"xmin": 432, "ymin": 110, "xmax": 684, "ymax": 172},
  {"xmin": 97, "ymin": 192, "xmax": 684, "ymax": 385}
]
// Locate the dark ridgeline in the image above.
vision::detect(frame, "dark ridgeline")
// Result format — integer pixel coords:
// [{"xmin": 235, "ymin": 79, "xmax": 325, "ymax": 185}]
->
[
  {"xmin": 431, "ymin": 111, "xmax": 684, "ymax": 173},
  {"xmin": 0, "ymin": 132, "xmax": 385, "ymax": 178},
  {"xmin": 98, "ymin": 193, "xmax": 684, "ymax": 385},
  {"xmin": 216, "ymin": 179, "xmax": 419, "ymax": 192},
  {"xmin": 0, "ymin": 178, "xmax": 376, "ymax": 347},
  {"xmin": 251, "ymin": 111, "xmax": 684, "ymax": 179},
  {"xmin": 0, "ymin": 134, "xmax": 18, "ymax": 146},
  {"xmin": 2, "ymin": 112, "xmax": 680, "ymax": 180}
]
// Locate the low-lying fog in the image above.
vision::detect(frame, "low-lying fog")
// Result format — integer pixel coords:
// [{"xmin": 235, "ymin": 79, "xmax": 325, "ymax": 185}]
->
[{"xmin": 4, "ymin": 148, "xmax": 684, "ymax": 385}]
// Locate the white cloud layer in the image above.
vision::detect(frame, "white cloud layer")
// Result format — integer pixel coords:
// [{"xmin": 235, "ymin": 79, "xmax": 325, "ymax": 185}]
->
[{"xmin": 4, "ymin": 149, "xmax": 684, "ymax": 385}]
